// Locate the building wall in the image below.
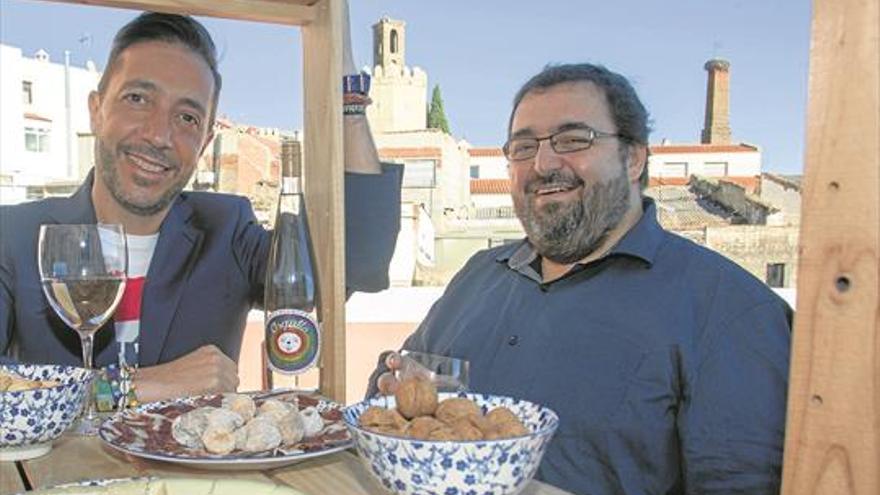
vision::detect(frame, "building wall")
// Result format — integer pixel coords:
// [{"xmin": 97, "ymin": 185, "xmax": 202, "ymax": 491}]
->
[
  {"xmin": 468, "ymin": 151, "xmax": 507, "ymax": 179},
  {"xmin": 704, "ymin": 225, "xmax": 800, "ymax": 288},
  {"xmin": 0, "ymin": 44, "xmax": 100, "ymax": 195},
  {"xmin": 648, "ymin": 148, "xmax": 761, "ymax": 179},
  {"xmin": 761, "ymin": 174, "xmax": 802, "ymax": 225},
  {"xmin": 367, "ymin": 64, "xmax": 428, "ymax": 134}
]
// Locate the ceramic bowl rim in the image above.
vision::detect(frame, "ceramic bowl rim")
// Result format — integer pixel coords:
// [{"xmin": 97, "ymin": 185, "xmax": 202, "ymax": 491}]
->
[{"xmin": 343, "ymin": 391, "xmax": 560, "ymax": 444}]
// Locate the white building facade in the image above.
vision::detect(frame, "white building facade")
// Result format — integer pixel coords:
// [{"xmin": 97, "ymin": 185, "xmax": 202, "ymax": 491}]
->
[{"xmin": 0, "ymin": 44, "xmax": 100, "ymax": 204}]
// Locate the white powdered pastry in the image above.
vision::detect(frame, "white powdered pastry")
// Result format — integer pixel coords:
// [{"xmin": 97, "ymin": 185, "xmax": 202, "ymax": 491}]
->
[
  {"xmin": 277, "ymin": 409, "xmax": 306, "ymax": 445},
  {"xmin": 171, "ymin": 407, "xmax": 214, "ymax": 449},
  {"xmin": 241, "ymin": 416, "xmax": 283, "ymax": 452},
  {"xmin": 300, "ymin": 407, "xmax": 324, "ymax": 438},
  {"xmin": 222, "ymin": 393, "xmax": 256, "ymax": 422},
  {"xmin": 257, "ymin": 398, "xmax": 295, "ymax": 423},
  {"xmin": 201, "ymin": 425, "xmax": 236, "ymax": 455}
]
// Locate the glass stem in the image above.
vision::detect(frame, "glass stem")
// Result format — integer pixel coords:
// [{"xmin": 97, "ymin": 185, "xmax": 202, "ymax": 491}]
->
[{"xmin": 79, "ymin": 330, "xmax": 96, "ymax": 420}]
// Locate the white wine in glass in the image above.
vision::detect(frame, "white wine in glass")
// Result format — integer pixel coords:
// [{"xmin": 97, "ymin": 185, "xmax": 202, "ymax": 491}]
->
[{"xmin": 38, "ymin": 224, "xmax": 127, "ymax": 435}]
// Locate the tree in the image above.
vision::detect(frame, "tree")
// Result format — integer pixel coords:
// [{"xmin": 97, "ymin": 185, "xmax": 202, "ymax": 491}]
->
[{"xmin": 427, "ymin": 84, "xmax": 450, "ymax": 134}]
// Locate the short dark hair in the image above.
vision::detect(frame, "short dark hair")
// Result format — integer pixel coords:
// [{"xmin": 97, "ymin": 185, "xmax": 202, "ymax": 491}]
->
[
  {"xmin": 98, "ymin": 12, "xmax": 221, "ymax": 124},
  {"xmin": 508, "ymin": 63, "xmax": 651, "ymax": 189}
]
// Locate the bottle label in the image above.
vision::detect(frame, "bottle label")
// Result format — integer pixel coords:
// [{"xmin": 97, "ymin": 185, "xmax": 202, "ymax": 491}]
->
[{"xmin": 265, "ymin": 309, "xmax": 320, "ymax": 374}]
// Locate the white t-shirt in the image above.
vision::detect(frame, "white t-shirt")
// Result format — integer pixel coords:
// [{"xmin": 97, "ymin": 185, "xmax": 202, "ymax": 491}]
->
[{"xmin": 101, "ymin": 230, "xmax": 158, "ymax": 366}]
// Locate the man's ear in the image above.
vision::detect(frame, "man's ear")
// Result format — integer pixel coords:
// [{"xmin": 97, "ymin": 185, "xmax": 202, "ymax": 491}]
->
[
  {"xmin": 88, "ymin": 91, "xmax": 101, "ymax": 134},
  {"xmin": 626, "ymin": 144, "xmax": 648, "ymax": 184}
]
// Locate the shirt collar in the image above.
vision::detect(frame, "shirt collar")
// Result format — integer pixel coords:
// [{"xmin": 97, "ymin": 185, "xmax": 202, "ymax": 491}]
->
[{"xmin": 495, "ymin": 197, "xmax": 666, "ymax": 272}]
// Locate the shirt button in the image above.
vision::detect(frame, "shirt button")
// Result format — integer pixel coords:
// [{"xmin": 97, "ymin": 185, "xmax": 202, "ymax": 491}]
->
[{"xmin": 508, "ymin": 335, "xmax": 519, "ymax": 346}]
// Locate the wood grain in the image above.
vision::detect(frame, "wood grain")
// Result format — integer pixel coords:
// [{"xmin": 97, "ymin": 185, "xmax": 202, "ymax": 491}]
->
[
  {"xmin": 0, "ymin": 461, "xmax": 24, "ymax": 495},
  {"xmin": 781, "ymin": 0, "xmax": 880, "ymax": 493},
  {"xmin": 31, "ymin": 0, "xmax": 317, "ymax": 25},
  {"xmin": 302, "ymin": 0, "xmax": 347, "ymax": 404},
  {"xmin": 16, "ymin": 437, "xmax": 574, "ymax": 494}
]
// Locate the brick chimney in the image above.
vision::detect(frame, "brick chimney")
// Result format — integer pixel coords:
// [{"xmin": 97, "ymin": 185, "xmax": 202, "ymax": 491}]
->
[{"xmin": 701, "ymin": 59, "xmax": 732, "ymax": 144}]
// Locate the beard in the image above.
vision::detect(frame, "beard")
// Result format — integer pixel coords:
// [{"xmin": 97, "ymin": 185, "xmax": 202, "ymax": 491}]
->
[
  {"xmin": 513, "ymin": 165, "xmax": 631, "ymax": 264},
  {"xmin": 96, "ymin": 138, "xmax": 188, "ymax": 217}
]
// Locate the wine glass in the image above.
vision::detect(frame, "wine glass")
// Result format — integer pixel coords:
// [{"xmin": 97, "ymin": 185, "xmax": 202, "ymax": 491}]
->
[
  {"xmin": 38, "ymin": 224, "xmax": 127, "ymax": 434},
  {"xmin": 397, "ymin": 351, "xmax": 469, "ymax": 393}
]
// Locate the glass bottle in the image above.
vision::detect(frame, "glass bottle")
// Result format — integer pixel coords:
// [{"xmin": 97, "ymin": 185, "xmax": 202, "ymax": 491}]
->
[{"xmin": 263, "ymin": 138, "xmax": 321, "ymax": 384}]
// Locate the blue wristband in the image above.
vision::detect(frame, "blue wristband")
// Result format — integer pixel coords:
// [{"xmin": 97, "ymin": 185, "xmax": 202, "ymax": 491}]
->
[{"xmin": 343, "ymin": 72, "xmax": 371, "ymax": 95}]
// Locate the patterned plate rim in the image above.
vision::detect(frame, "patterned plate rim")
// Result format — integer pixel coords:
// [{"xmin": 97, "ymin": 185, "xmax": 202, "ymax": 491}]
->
[{"xmin": 98, "ymin": 389, "xmax": 353, "ymax": 467}]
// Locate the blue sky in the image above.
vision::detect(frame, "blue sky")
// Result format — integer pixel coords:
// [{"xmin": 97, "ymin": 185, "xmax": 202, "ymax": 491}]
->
[{"xmin": 1, "ymin": 0, "xmax": 811, "ymax": 174}]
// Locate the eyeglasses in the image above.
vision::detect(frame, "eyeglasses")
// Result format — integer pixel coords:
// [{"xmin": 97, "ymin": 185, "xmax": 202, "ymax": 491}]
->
[{"xmin": 502, "ymin": 124, "xmax": 624, "ymax": 161}]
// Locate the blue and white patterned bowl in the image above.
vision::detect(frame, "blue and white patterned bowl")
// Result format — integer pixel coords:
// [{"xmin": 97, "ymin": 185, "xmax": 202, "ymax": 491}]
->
[
  {"xmin": 343, "ymin": 392, "xmax": 558, "ymax": 495},
  {"xmin": 0, "ymin": 364, "xmax": 93, "ymax": 460}
]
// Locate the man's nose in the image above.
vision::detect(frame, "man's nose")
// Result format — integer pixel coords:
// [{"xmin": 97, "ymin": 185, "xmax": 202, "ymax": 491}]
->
[
  {"xmin": 533, "ymin": 139, "xmax": 562, "ymax": 176},
  {"xmin": 141, "ymin": 109, "xmax": 173, "ymax": 148}
]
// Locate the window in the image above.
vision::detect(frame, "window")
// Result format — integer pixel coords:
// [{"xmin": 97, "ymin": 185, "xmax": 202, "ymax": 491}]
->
[
  {"xmin": 704, "ymin": 161, "xmax": 728, "ymax": 176},
  {"xmin": 25, "ymin": 127, "xmax": 50, "ymax": 153},
  {"xmin": 22, "ymin": 81, "xmax": 33, "ymax": 105},
  {"xmin": 661, "ymin": 162, "xmax": 688, "ymax": 177},
  {"xmin": 766, "ymin": 263, "xmax": 786, "ymax": 288},
  {"xmin": 390, "ymin": 29, "xmax": 399, "ymax": 54},
  {"xmin": 470, "ymin": 165, "xmax": 480, "ymax": 178},
  {"xmin": 402, "ymin": 160, "xmax": 436, "ymax": 188}
]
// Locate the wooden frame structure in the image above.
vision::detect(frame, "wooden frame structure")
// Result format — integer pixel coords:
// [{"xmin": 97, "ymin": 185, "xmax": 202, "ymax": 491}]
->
[
  {"xmin": 39, "ymin": 0, "xmax": 348, "ymax": 402},
  {"xmin": 25, "ymin": 1, "xmax": 879, "ymax": 491}
]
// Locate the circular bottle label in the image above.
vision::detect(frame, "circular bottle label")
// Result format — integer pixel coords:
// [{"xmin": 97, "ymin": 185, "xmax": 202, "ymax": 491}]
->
[{"xmin": 265, "ymin": 309, "xmax": 320, "ymax": 374}]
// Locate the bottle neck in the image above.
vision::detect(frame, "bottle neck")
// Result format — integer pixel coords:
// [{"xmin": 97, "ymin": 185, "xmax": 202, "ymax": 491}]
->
[{"xmin": 281, "ymin": 177, "xmax": 302, "ymax": 194}]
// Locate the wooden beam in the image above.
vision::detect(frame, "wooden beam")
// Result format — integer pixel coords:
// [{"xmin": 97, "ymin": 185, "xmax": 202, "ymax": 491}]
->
[
  {"xmin": 31, "ymin": 0, "xmax": 318, "ymax": 25},
  {"xmin": 781, "ymin": 0, "xmax": 880, "ymax": 493},
  {"xmin": 302, "ymin": 0, "xmax": 346, "ymax": 403}
]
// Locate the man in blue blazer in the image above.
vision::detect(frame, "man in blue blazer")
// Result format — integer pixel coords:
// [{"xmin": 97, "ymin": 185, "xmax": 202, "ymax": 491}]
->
[{"xmin": 0, "ymin": 12, "xmax": 401, "ymax": 402}]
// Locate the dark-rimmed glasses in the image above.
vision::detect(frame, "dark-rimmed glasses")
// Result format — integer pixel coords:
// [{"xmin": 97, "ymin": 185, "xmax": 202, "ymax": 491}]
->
[{"xmin": 503, "ymin": 124, "xmax": 624, "ymax": 161}]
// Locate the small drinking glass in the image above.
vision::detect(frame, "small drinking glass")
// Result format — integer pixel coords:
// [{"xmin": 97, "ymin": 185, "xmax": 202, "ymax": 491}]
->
[
  {"xmin": 396, "ymin": 350, "xmax": 469, "ymax": 393},
  {"xmin": 38, "ymin": 224, "xmax": 127, "ymax": 435}
]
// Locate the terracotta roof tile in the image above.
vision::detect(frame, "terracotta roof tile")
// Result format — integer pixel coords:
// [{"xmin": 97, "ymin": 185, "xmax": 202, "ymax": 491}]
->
[
  {"xmin": 471, "ymin": 179, "xmax": 510, "ymax": 194},
  {"xmin": 378, "ymin": 147, "xmax": 443, "ymax": 159},
  {"xmin": 468, "ymin": 147, "xmax": 504, "ymax": 157},
  {"xmin": 649, "ymin": 143, "xmax": 758, "ymax": 154},
  {"xmin": 24, "ymin": 112, "xmax": 52, "ymax": 122}
]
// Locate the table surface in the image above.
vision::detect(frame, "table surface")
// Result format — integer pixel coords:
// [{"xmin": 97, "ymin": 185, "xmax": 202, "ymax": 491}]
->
[{"xmin": 1, "ymin": 435, "xmax": 572, "ymax": 495}]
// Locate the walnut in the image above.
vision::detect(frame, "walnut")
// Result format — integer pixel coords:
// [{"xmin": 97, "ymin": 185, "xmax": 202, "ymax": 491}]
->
[
  {"xmin": 360, "ymin": 406, "xmax": 408, "ymax": 430},
  {"xmin": 366, "ymin": 424, "xmax": 408, "ymax": 437},
  {"xmin": 405, "ymin": 416, "xmax": 445, "ymax": 440},
  {"xmin": 435, "ymin": 397, "xmax": 482, "ymax": 424},
  {"xmin": 394, "ymin": 377, "xmax": 438, "ymax": 419},
  {"xmin": 427, "ymin": 426, "xmax": 457, "ymax": 441},
  {"xmin": 481, "ymin": 407, "xmax": 529, "ymax": 438},
  {"xmin": 448, "ymin": 417, "xmax": 484, "ymax": 441}
]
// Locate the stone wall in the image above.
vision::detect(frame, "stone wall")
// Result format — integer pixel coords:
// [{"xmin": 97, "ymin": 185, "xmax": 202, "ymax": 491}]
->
[
  {"xmin": 760, "ymin": 173, "xmax": 802, "ymax": 225},
  {"xmin": 704, "ymin": 225, "xmax": 800, "ymax": 288},
  {"xmin": 690, "ymin": 175, "xmax": 777, "ymax": 224}
]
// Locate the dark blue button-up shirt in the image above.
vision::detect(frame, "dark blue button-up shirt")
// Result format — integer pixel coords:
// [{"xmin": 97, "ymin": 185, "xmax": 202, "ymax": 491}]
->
[{"xmin": 391, "ymin": 198, "xmax": 792, "ymax": 495}]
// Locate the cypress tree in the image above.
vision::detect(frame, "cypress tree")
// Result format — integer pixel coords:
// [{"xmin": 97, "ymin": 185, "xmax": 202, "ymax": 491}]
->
[{"xmin": 427, "ymin": 84, "xmax": 451, "ymax": 134}]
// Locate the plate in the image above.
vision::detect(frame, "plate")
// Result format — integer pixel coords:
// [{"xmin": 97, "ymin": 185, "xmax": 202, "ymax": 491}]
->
[
  {"xmin": 24, "ymin": 476, "xmax": 305, "ymax": 494},
  {"xmin": 98, "ymin": 390, "xmax": 352, "ymax": 470}
]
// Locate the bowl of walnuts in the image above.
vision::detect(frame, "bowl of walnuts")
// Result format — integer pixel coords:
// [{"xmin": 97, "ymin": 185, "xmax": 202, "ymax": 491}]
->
[
  {"xmin": 343, "ymin": 377, "xmax": 558, "ymax": 495},
  {"xmin": 0, "ymin": 364, "xmax": 93, "ymax": 460}
]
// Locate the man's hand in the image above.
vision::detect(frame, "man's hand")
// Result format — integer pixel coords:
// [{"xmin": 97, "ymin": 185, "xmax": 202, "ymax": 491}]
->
[
  {"xmin": 375, "ymin": 351, "xmax": 433, "ymax": 395},
  {"xmin": 135, "ymin": 345, "xmax": 239, "ymax": 403}
]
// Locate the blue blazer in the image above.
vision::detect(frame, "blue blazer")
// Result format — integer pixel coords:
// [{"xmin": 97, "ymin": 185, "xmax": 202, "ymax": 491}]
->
[{"xmin": 0, "ymin": 165, "xmax": 401, "ymax": 367}]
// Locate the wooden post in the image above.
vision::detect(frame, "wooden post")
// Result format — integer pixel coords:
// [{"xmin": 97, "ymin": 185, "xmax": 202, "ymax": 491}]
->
[
  {"xmin": 38, "ymin": 0, "xmax": 348, "ymax": 402},
  {"xmin": 302, "ymin": 0, "xmax": 346, "ymax": 403},
  {"xmin": 781, "ymin": 0, "xmax": 879, "ymax": 493}
]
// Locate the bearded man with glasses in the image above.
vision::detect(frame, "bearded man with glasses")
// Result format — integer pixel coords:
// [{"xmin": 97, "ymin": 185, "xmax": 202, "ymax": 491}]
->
[{"xmin": 370, "ymin": 63, "xmax": 792, "ymax": 495}]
